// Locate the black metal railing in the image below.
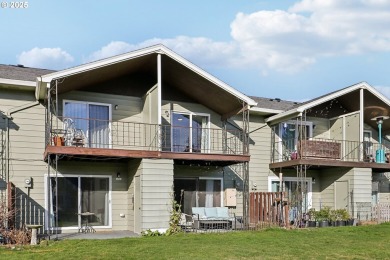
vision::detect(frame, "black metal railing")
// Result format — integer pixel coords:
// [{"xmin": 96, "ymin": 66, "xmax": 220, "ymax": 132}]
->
[
  {"xmin": 48, "ymin": 117, "xmax": 245, "ymax": 155},
  {"xmin": 271, "ymin": 137, "xmax": 390, "ymax": 163}
]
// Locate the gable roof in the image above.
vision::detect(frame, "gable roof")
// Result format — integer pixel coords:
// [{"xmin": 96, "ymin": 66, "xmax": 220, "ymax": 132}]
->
[
  {"xmin": 265, "ymin": 82, "xmax": 390, "ymax": 133},
  {"xmin": 36, "ymin": 45, "xmax": 257, "ymax": 117}
]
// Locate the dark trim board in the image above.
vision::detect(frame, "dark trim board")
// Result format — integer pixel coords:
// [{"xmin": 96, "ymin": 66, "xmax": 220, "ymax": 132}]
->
[
  {"xmin": 269, "ymin": 158, "xmax": 390, "ymax": 170},
  {"xmin": 44, "ymin": 146, "xmax": 250, "ymax": 164}
]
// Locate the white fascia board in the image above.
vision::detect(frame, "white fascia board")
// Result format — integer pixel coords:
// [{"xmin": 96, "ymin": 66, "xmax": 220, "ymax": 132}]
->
[
  {"xmin": 39, "ymin": 45, "xmax": 167, "ymax": 83},
  {"xmin": 265, "ymin": 109, "xmax": 301, "ymax": 123},
  {"xmin": 265, "ymin": 82, "xmax": 372, "ymax": 123},
  {"xmin": 0, "ymin": 78, "xmax": 35, "ymax": 88},
  {"xmin": 250, "ymin": 107, "xmax": 283, "ymax": 115}
]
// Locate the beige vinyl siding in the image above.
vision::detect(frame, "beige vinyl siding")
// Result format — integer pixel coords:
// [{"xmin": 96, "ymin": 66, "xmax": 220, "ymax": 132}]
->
[
  {"xmin": 351, "ymin": 168, "xmax": 372, "ymax": 218},
  {"xmin": 330, "ymin": 117, "xmax": 343, "ymax": 140},
  {"xmin": 0, "ymin": 89, "xmax": 47, "ymax": 229},
  {"xmin": 140, "ymin": 159, "xmax": 173, "ymax": 231},
  {"xmin": 127, "ymin": 159, "xmax": 140, "ymax": 231},
  {"xmin": 244, "ymin": 114, "xmax": 273, "ymax": 192},
  {"xmin": 318, "ymin": 168, "xmax": 351, "ymax": 208},
  {"xmin": 309, "ymin": 117, "xmax": 330, "ymax": 139},
  {"xmin": 345, "ymin": 113, "xmax": 360, "ymax": 141}
]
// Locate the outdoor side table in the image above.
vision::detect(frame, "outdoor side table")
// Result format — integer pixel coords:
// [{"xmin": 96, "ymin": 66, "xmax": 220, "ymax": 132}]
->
[{"xmin": 78, "ymin": 212, "xmax": 96, "ymax": 233}]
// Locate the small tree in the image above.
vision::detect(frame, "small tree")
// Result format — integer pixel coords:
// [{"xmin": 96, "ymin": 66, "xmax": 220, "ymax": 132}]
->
[{"xmin": 165, "ymin": 189, "xmax": 183, "ymax": 236}]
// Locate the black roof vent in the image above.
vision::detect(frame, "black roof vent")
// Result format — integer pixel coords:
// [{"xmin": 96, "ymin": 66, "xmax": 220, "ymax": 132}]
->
[
  {"xmin": 16, "ymin": 64, "xmax": 24, "ymax": 68},
  {"xmin": 275, "ymin": 98, "xmax": 281, "ymax": 102}
]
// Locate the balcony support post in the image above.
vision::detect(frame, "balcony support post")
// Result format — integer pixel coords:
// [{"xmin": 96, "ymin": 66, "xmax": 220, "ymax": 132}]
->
[{"xmin": 359, "ymin": 88, "xmax": 364, "ymax": 162}]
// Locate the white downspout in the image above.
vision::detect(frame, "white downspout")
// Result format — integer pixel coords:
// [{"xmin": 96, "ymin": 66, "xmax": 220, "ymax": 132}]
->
[{"xmin": 157, "ymin": 53, "xmax": 162, "ymax": 150}]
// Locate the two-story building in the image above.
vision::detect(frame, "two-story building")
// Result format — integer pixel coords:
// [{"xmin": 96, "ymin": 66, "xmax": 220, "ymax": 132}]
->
[{"xmin": 1, "ymin": 45, "xmax": 390, "ymax": 234}]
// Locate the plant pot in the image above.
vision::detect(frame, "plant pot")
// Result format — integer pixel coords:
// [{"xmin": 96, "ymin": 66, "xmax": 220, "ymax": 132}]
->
[
  {"xmin": 336, "ymin": 220, "xmax": 345, "ymax": 226},
  {"xmin": 52, "ymin": 136, "xmax": 64, "ymax": 146},
  {"xmin": 308, "ymin": 221, "xmax": 317, "ymax": 228},
  {"xmin": 318, "ymin": 220, "xmax": 329, "ymax": 227}
]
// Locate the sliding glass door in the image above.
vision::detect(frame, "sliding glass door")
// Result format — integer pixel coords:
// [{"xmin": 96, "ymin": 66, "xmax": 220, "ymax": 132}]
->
[
  {"xmin": 174, "ymin": 178, "xmax": 222, "ymax": 215},
  {"xmin": 48, "ymin": 176, "xmax": 111, "ymax": 229},
  {"xmin": 171, "ymin": 112, "xmax": 209, "ymax": 153},
  {"xmin": 63, "ymin": 101, "xmax": 111, "ymax": 148}
]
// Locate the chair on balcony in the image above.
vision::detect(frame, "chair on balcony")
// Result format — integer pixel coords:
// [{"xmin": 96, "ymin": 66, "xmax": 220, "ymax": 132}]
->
[{"xmin": 63, "ymin": 118, "xmax": 86, "ymax": 147}]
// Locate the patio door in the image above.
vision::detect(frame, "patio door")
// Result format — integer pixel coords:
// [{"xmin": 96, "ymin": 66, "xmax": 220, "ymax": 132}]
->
[
  {"xmin": 63, "ymin": 100, "xmax": 111, "ymax": 148},
  {"xmin": 48, "ymin": 175, "xmax": 111, "ymax": 229},
  {"xmin": 174, "ymin": 178, "xmax": 222, "ymax": 215},
  {"xmin": 278, "ymin": 121, "xmax": 313, "ymax": 161},
  {"xmin": 171, "ymin": 112, "xmax": 209, "ymax": 153}
]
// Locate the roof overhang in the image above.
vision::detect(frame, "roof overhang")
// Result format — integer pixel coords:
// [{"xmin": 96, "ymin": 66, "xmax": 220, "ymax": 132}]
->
[
  {"xmin": 0, "ymin": 78, "xmax": 35, "ymax": 91},
  {"xmin": 265, "ymin": 82, "xmax": 390, "ymax": 133},
  {"xmin": 249, "ymin": 107, "xmax": 283, "ymax": 116},
  {"xmin": 36, "ymin": 45, "xmax": 257, "ymax": 116}
]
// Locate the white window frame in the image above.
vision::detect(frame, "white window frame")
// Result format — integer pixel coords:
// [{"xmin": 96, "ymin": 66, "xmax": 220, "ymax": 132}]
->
[
  {"xmin": 268, "ymin": 176, "xmax": 312, "ymax": 209},
  {"xmin": 278, "ymin": 120, "xmax": 313, "ymax": 161},
  {"xmin": 63, "ymin": 99, "xmax": 112, "ymax": 148},
  {"xmin": 170, "ymin": 111, "xmax": 210, "ymax": 153},
  {"xmin": 44, "ymin": 174, "xmax": 112, "ymax": 231}
]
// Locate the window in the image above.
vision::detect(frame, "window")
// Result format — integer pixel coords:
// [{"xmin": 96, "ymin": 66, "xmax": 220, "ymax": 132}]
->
[
  {"xmin": 46, "ymin": 175, "xmax": 111, "ymax": 230},
  {"xmin": 63, "ymin": 100, "xmax": 111, "ymax": 148},
  {"xmin": 171, "ymin": 112, "xmax": 210, "ymax": 153},
  {"xmin": 174, "ymin": 177, "xmax": 223, "ymax": 215},
  {"xmin": 278, "ymin": 121, "xmax": 313, "ymax": 161},
  {"xmin": 268, "ymin": 176, "xmax": 312, "ymax": 219}
]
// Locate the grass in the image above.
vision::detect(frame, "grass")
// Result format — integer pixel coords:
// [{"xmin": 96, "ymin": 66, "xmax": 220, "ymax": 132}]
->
[{"xmin": 1, "ymin": 223, "xmax": 390, "ymax": 259}]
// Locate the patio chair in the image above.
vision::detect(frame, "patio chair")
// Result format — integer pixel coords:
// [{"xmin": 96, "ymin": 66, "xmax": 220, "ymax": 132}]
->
[
  {"xmin": 180, "ymin": 213, "xmax": 194, "ymax": 232},
  {"xmin": 63, "ymin": 118, "xmax": 86, "ymax": 147}
]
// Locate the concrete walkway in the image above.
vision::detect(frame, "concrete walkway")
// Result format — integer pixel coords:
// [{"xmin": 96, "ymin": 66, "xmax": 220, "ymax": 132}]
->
[{"xmin": 44, "ymin": 231, "xmax": 140, "ymax": 240}]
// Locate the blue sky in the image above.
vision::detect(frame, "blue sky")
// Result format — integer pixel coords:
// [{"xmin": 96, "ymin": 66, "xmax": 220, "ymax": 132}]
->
[{"xmin": 1, "ymin": 0, "xmax": 390, "ymax": 101}]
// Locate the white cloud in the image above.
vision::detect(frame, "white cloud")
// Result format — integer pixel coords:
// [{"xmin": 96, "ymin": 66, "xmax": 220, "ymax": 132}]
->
[
  {"xmin": 84, "ymin": 37, "xmax": 236, "ymax": 69},
  {"xmin": 17, "ymin": 47, "xmax": 74, "ymax": 70},
  {"xmin": 82, "ymin": 0, "xmax": 390, "ymax": 74},
  {"xmin": 229, "ymin": 0, "xmax": 390, "ymax": 73}
]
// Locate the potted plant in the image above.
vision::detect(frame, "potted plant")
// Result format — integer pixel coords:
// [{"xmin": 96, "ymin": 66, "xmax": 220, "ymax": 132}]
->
[
  {"xmin": 308, "ymin": 208, "xmax": 317, "ymax": 227},
  {"xmin": 329, "ymin": 209, "xmax": 337, "ymax": 227},
  {"xmin": 317, "ymin": 206, "xmax": 331, "ymax": 227}
]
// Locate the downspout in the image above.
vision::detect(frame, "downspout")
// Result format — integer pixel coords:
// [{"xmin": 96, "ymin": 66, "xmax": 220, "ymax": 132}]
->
[{"xmin": 4, "ymin": 100, "xmax": 40, "ymax": 183}]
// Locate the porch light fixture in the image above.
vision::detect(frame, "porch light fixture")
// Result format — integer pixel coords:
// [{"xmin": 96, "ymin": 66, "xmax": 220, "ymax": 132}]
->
[
  {"xmin": 115, "ymin": 105, "xmax": 119, "ymax": 110},
  {"xmin": 371, "ymin": 116, "xmax": 389, "ymax": 163}
]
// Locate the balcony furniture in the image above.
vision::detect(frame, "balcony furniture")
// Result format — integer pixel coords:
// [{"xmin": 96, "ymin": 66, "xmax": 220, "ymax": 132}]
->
[
  {"xmin": 192, "ymin": 207, "xmax": 235, "ymax": 230},
  {"xmin": 77, "ymin": 212, "xmax": 96, "ymax": 233},
  {"xmin": 63, "ymin": 118, "xmax": 86, "ymax": 147},
  {"xmin": 180, "ymin": 213, "xmax": 194, "ymax": 232},
  {"xmin": 298, "ymin": 140, "xmax": 341, "ymax": 159}
]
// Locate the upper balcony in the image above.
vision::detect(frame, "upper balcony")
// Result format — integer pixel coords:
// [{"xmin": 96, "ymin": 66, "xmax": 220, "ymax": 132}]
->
[
  {"xmin": 270, "ymin": 137, "xmax": 390, "ymax": 170},
  {"xmin": 44, "ymin": 117, "xmax": 249, "ymax": 164}
]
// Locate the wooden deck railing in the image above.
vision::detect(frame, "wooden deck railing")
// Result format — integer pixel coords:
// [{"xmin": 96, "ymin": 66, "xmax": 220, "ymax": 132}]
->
[{"xmin": 249, "ymin": 192, "xmax": 289, "ymax": 228}]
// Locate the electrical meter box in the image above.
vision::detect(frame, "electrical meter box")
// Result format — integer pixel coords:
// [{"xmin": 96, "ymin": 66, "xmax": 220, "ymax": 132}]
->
[{"xmin": 224, "ymin": 188, "xmax": 237, "ymax": 207}]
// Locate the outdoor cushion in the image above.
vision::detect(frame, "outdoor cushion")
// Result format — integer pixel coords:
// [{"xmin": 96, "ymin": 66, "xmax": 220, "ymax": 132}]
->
[
  {"xmin": 192, "ymin": 207, "xmax": 206, "ymax": 219},
  {"xmin": 216, "ymin": 207, "xmax": 229, "ymax": 219},
  {"xmin": 204, "ymin": 207, "xmax": 218, "ymax": 218}
]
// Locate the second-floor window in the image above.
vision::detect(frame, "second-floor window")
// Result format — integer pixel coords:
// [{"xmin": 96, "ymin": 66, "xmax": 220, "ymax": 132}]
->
[
  {"xmin": 171, "ymin": 112, "xmax": 210, "ymax": 153},
  {"xmin": 278, "ymin": 120, "xmax": 313, "ymax": 160},
  {"xmin": 63, "ymin": 100, "xmax": 111, "ymax": 148}
]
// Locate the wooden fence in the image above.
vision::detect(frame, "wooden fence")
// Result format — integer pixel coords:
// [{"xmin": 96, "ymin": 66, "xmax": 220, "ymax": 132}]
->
[{"xmin": 249, "ymin": 192, "xmax": 289, "ymax": 229}]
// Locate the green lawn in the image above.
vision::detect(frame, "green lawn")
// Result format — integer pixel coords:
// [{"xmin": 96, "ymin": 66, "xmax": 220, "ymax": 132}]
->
[{"xmin": 1, "ymin": 224, "xmax": 390, "ymax": 259}]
